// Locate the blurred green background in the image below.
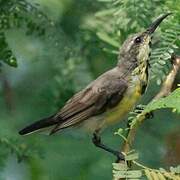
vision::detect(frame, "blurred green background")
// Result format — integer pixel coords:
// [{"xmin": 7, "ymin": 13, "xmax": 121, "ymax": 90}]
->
[{"xmin": 0, "ymin": 0, "xmax": 179, "ymax": 179}]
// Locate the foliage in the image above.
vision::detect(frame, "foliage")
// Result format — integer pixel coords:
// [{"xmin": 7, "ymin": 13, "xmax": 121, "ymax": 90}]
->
[
  {"xmin": 151, "ymin": 22, "xmax": 180, "ymax": 84},
  {"xmin": 0, "ymin": 0, "xmax": 52, "ymax": 68},
  {"xmin": 114, "ymin": 89, "xmax": 180, "ymax": 179},
  {"xmin": 0, "ymin": 137, "xmax": 29, "ymax": 163},
  {"xmin": 0, "ymin": 0, "xmax": 52, "ymax": 177},
  {"xmin": 113, "ymin": 154, "xmax": 180, "ymax": 180},
  {"xmin": 0, "ymin": 32, "xmax": 17, "ymax": 67},
  {"xmin": 84, "ymin": 0, "xmax": 180, "ymax": 85},
  {"xmin": 125, "ymin": 87, "xmax": 180, "ymax": 129},
  {"xmin": 145, "ymin": 87, "xmax": 180, "ymax": 113}
]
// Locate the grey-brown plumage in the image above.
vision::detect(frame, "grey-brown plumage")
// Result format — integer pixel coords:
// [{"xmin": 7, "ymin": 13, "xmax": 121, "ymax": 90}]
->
[
  {"xmin": 19, "ymin": 67, "xmax": 128, "ymax": 135},
  {"xmin": 19, "ymin": 13, "xmax": 171, "ymax": 136}
]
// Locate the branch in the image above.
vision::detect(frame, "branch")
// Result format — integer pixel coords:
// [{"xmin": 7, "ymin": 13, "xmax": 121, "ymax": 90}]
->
[
  {"xmin": 121, "ymin": 53, "xmax": 180, "ymax": 155},
  {"xmin": 154, "ymin": 53, "xmax": 180, "ymax": 100}
]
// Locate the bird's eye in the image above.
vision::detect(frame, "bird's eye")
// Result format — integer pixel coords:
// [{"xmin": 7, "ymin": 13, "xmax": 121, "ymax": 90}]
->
[{"xmin": 134, "ymin": 37, "xmax": 141, "ymax": 43}]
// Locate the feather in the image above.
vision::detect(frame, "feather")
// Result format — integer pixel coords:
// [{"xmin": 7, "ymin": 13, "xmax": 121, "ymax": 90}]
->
[{"xmin": 19, "ymin": 115, "xmax": 58, "ymax": 135}]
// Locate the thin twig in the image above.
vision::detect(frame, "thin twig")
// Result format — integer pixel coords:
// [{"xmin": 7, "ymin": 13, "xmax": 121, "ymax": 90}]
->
[{"xmin": 154, "ymin": 53, "xmax": 180, "ymax": 100}]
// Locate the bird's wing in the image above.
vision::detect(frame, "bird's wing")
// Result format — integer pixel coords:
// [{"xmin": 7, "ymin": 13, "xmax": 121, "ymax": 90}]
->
[{"xmin": 50, "ymin": 77, "xmax": 128, "ymax": 134}]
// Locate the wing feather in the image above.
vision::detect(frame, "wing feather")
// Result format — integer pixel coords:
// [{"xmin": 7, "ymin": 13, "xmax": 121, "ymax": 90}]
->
[
  {"xmin": 60, "ymin": 107, "xmax": 94, "ymax": 128},
  {"xmin": 50, "ymin": 77, "xmax": 128, "ymax": 134},
  {"xmin": 56, "ymin": 88, "xmax": 99, "ymax": 119}
]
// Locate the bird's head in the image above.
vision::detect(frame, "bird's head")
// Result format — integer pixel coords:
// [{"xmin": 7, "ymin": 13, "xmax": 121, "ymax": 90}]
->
[{"xmin": 118, "ymin": 13, "xmax": 171, "ymax": 67}]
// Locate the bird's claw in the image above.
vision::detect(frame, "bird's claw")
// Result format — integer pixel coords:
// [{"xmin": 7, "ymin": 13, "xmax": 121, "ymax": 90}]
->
[
  {"xmin": 115, "ymin": 152, "xmax": 125, "ymax": 163},
  {"xmin": 92, "ymin": 133, "xmax": 101, "ymax": 145},
  {"xmin": 145, "ymin": 112, "xmax": 154, "ymax": 119}
]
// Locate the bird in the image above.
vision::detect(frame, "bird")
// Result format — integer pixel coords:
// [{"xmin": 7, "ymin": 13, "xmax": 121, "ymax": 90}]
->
[{"xmin": 19, "ymin": 13, "xmax": 171, "ymax": 161}]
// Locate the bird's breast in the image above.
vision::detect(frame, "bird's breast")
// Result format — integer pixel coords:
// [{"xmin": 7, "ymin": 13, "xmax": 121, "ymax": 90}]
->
[{"xmin": 104, "ymin": 78, "xmax": 142, "ymax": 126}]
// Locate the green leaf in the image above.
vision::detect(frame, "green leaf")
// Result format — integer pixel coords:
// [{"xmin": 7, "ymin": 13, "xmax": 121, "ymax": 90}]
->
[
  {"xmin": 144, "ymin": 88, "xmax": 180, "ymax": 113},
  {"xmin": 0, "ymin": 0, "xmax": 49, "ymax": 68},
  {"xmin": 170, "ymin": 165, "xmax": 180, "ymax": 174},
  {"xmin": 4, "ymin": 56, "xmax": 18, "ymax": 67},
  {"xmin": 157, "ymin": 172, "xmax": 166, "ymax": 180},
  {"xmin": 114, "ymin": 128, "xmax": 124, "ymax": 136},
  {"xmin": 96, "ymin": 32, "xmax": 119, "ymax": 48},
  {"xmin": 95, "ymin": 9, "xmax": 115, "ymax": 17},
  {"xmin": 113, "ymin": 163, "xmax": 128, "ymax": 171},
  {"xmin": 125, "ymin": 152, "xmax": 139, "ymax": 161},
  {"xmin": 114, "ymin": 170, "xmax": 142, "ymax": 179},
  {"xmin": 98, "ymin": 0, "xmax": 113, "ymax": 2},
  {"xmin": 144, "ymin": 169, "xmax": 153, "ymax": 180}
]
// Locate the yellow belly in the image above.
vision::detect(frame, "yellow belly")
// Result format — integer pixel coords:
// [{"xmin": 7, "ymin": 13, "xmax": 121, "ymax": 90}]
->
[{"xmin": 105, "ymin": 83, "xmax": 142, "ymax": 125}]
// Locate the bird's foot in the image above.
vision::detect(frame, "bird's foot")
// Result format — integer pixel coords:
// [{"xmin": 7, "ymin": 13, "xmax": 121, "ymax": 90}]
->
[
  {"xmin": 92, "ymin": 132, "xmax": 101, "ymax": 145},
  {"xmin": 115, "ymin": 151, "xmax": 125, "ymax": 163},
  {"xmin": 135, "ymin": 105, "xmax": 153, "ymax": 119},
  {"xmin": 145, "ymin": 111, "xmax": 154, "ymax": 119},
  {"xmin": 92, "ymin": 133, "xmax": 125, "ymax": 162}
]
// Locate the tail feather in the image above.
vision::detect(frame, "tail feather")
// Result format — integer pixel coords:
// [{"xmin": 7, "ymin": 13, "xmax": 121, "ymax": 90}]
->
[{"xmin": 19, "ymin": 115, "xmax": 58, "ymax": 135}]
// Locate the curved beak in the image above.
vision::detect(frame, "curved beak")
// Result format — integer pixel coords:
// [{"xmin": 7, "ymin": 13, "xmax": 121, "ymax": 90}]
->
[{"xmin": 146, "ymin": 13, "xmax": 172, "ymax": 34}]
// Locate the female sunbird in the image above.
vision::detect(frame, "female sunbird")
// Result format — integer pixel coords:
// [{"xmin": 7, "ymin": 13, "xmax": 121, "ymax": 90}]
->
[{"xmin": 19, "ymin": 13, "xmax": 171, "ymax": 161}]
